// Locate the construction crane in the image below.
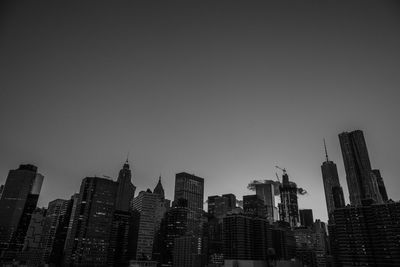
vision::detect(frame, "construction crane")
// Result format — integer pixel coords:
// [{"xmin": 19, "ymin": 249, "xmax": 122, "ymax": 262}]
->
[
  {"xmin": 275, "ymin": 166, "xmax": 286, "ymax": 174},
  {"xmin": 275, "ymin": 172, "xmax": 281, "ymax": 183}
]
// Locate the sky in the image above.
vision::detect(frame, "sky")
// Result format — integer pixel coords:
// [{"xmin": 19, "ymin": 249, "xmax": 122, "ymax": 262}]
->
[{"xmin": 1, "ymin": 1, "xmax": 400, "ymax": 222}]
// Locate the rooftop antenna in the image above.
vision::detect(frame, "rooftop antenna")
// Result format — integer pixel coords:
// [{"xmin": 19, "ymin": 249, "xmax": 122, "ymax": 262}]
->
[
  {"xmin": 126, "ymin": 151, "xmax": 130, "ymax": 164},
  {"xmin": 323, "ymin": 138, "xmax": 329, "ymax": 162}
]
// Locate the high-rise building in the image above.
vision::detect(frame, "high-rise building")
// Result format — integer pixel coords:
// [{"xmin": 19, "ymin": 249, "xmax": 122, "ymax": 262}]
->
[
  {"xmin": 278, "ymin": 171, "xmax": 299, "ymax": 228},
  {"xmin": 372, "ymin": 169, "xmax": 389, "ymax": 202},
  {"xmin": 173, "ymin": 236, "xmax": 203, "ymax": 267},
  {"xmin": 0, "ymin": 164, "xmax": 44, "ymax": 263},
  {"xmin": 321, "ymin": 140, "xmax": 345, "ymax": 222},
  {"xmin": 116, "ymin": 160, "xmax": 136, "ymax": 212},
  {"xmin": 40, "ymin": 198, "xmax": 70, "ymax": 264},
  {"xmin": 208, "ymin": 194, "xmax": 236, "ymax": 219},
  {"xmin": 223, "ymin": 212, "xmax": 273, "ymax": 262},
  {"xmin": 174, "ymin": 172, "xmax": 204, "ymax": 236},
  {"xmin": 339, "ymin": 130, "xmax": 382, "ymax": 205},
  {"xmin": 329, "ymin": 200, "xmax": 400, "ymax": 266},
  {"xmin": 18, "ymin": 208, "xmax": 47, "ymax": 267},
  {"xmin": 156, "ymin": 198, "xmax": 189, "ymax": 266},
  {"xmin": 130, "ymin": 189, "xmax": 159, "ymax": 260},
  {"xmin": 243, "ymin": 194, "xmax": 266, "ymax": 218},
  {"xmin": 299, "ymin": 209, "xmax": 314, "ymax": 228},
  {"xmin": 254, "ymin": 181, "xmax": 276, "ymax": 223},
  {"xmin": 63, "ymin": 177, "xmax": 118, "ymax": 266}
]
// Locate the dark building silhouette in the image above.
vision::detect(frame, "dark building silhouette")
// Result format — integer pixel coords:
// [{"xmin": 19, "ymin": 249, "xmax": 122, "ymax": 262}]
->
[
  {"xmin": 116, "ymin": 160, "xmax": 136, "ymax": 212},
  {"xmin": 321, "ymin": 140, "xmax": 346, "ymax": 222},
  {"xmin": 0, "ymin": 164, "xmax": 44, "ymax": 263},
  {"xmin": 223, "ymin": 213, "xmax": 273, "ymax": 261},
  {"xmin": 208, "ymin": 194, "xmax": 236, "ymax": 219},
  {"xmin": 339, "ymin": 130, "xmax": 382, "ymax": 205},
  {"xmin": 63, "ymin": 177, "xmax": 119, "ymax": 266},
  {"xmin": 329, "ymin": 201, "xmax": 400, "ymax": 266},
  {"xmin": 278, "ymin": 171, "xmax": 299, "ymax": 228},
  {"xmin": 254, "ymin": 181, "xmax": 277, "ymax": 223},
  {"xmin": 243, "ymin": 194, "xmax": 266, "ymax": 218},
  {"xmin": 272, "ymin": 221, "xmax": 296, "ymax": 261},
  {"xmin": 156, "ymin": 198, "xmax": 189, "ymax": 266},
  {"xmin": 173, "ymin": 236, "xmax": 204, "ymax": 267},
  {"xmin": 299, "ymin": 209, "xmax": 313, "ymax": 228},
  {"xmin": 372, "ymin": 169, "xmax": 389, "ymax": 202},
  {"xmin": 174, "ymin": 172, "xmax": 204, "ymax": 236},
  {"xmin": 18, "ymin": 207, "xmax": 47, "ymax": 267}
]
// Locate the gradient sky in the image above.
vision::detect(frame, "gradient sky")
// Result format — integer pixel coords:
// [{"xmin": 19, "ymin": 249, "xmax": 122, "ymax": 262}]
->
[{"xmin": 1, "ymin": 1, "xmax": 399, "ymax": 222}]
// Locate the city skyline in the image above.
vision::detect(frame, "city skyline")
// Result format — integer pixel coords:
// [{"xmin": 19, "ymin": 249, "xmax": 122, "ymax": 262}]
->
[{"xmin": 1, "ymin": 0, "xmax": 400, "ymax": 224}]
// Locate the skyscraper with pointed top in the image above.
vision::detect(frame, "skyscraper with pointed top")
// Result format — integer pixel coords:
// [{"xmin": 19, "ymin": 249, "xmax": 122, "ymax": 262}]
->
[
  {"xmin": 116, "ymin": 159, "xmax": 136, "ymax": 212},
  {"xmin": 321, "ymin": 139, "xmax": 345, "ymax": 222},
  {"xmin": 154, "ymin": 175, "xmax": 165, "ymax": 199},
  {"xmin": 339, "ymin": 130, "xmax": 382, "ymax": 205}
]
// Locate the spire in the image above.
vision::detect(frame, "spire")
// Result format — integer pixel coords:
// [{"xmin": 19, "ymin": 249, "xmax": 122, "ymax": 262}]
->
[
  {"xmin": 324, "ymin": 138, "xmax": 329, "ymax": 162},
  {"xmin": 154, "ymin": 175, "xmax": 165, "ymax": 198},
  {"xmin": 126, "ymin": 151, "xmax": 130, "ymax": 164}
]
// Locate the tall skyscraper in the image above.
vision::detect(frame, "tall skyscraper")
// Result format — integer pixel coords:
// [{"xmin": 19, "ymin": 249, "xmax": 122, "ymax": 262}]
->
[
  {"xmin": 278, "ymin": 171, "xmax": 299, "ymax": 228},
  {"xmin": 130, "ymin": 189, "xmax": 158, "ymax": 260},
  {"xmin": 254, "ymin": 181, "xmax": 276, "ymax": 223},
  {"xmin": 116, "ymin": 160, "xmax": 136, "ymax": 212},
  {"xmin": 174, "ymin": 172, "xmax": 204, "ymax": 236},
  {"xmin": 63, "ymin": 177, "xmax": 118, "ymax": 266},
  {"xmin": 339, "ymin": 130, "xmax": 382, "ymax": 205},
  {"xmin": 371, "ymin": 169, "xmax": 389, "ymax": 202},
  {"xmin": 321, "ymin": 140, "xmax": 345, "ymax": 222},
  {"xmin": 0, "ymin": 164, "xmax": 44, "ymax": 263}
]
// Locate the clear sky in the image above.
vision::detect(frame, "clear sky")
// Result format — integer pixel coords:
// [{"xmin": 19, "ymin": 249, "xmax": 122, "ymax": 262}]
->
[{"xmin": 1, "ymin": 1, "xmax": 399, "ymax": 222}]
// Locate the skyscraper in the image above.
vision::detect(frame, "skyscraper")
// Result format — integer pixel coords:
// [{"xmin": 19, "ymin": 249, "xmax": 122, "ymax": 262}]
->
[
  {"xmin": 243, "ymin": 194, "xmax": 266, "ymax": 218},
  {"xmin": 174, "ymin": 172, "xmax": 204, "ymax": 236},
  {"xmin": 254, "ymin": 181, "xmax": 276, "ymax": 223},
  {"xmin": 372, "ymin": 169, "xmax": 389, "ymax": 202},
  {"xmin": 0, "ymin": 164, "xmax": 44, "ymax": 263},
  {"xmin": 339, "ymin": 130, "xmax": 382, "ymax": 205},
  {"xmin": 116, "ymin": 160, "xmax": 136, "ymax": 212},
  {"xmin": 321, "ymin": 140, "xmax": 345, "ymax": 222},
  {"xmin": 130, "ymin": 189, "xmax": 158, "ymax": 260},
  {"xmin": 278, "ymin": 171, "xmax": 299, "ymax": 228},
  {"xmin": 63, "ymin": 177, "xmax": 118, "ymax": 266},
  {"xmin": 207, "ymin": 194, "xmax": 236, "ymax": 219}
]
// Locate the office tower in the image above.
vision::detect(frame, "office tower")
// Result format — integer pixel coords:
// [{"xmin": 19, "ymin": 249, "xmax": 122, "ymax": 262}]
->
[
  {"xmin": 174, "ymin": 172, "xmax": 204, "ymax": 236},
  {"xmin": 156, "ymin": 198, "xmax": 189, "ymax": 266},
  {"xmin": 243, "ymin": 194, "xmax": 266, "ymax": 218},
  {"xmin": 18, "ymin": 208, "xmax": 47, "ymax": 267},
  {"xmin": 272, "ymin": 221, "xmax": 296, "ymax": 261},
  {"xmin": 254, "ymin": 181, "xmax": 276, "ymax": 223},
  {"xmin": 293, "ymin": 227, "xmax": 317, "ymax": 267},
  {"xmin": 42, "ymin": 199, "xmax": 71, "ymax": 263},
  {"xmin": 299, "ymin": 209, "xmax": 314, "ymax": 228},
  {"xmin": 208, "ymin": 194, "xmax": 236, "ymax": 219},
  {"xmin": 130, "ymin": 189, "xmax": 158, "ymax": 260},
  {"xmin": 153, "ymin": 176, "xmax": 171, "ymax": 224},
  {"xmin": 109, "ymin": 210, "xmax": 131, "ymax": 266},
  {"xmin": 312, "ymin": 220, "xmax": 329, "ymax": 267},
  {"xmin": 116, "ymin": 160, "xmax": 136, "ymax": 212},
  {"xmin": 321, "ymin": 140, "xmax": 345, "ymax": 222},
  {"xmin": 329, "ymin": 201, "xmax": 400, "ymax": 266},
  {"xmin": 64, "ymin": 177, "xmax": 118, "ymax": 266},
  {"xmin": 46, "ymin": 196, "xmax": 75, "ymax": 266},
  {"xmin": 0, "ymin": 185, "xmax": 3, "ymax": 198},
  {"xmin": 278, "ymin": 172, "xmax": 299, "ymax": 228},
  {"xmin": 223, "ymin": 212, "xmax": 273, "ymax": 263},
  {"xmin": 173, "ymin": 236, "xmax": 203, "ymax": 267},
  {"xmin": 0, "ymin": 164, "xmax": 44, "ymax": 262},
  {"xmin": 372, "ymin": 169, "xmax": 389, "ymax": 202},
  {"xmin": 339, "ymin": 130, "xmax": 382, "ymax": 205}
]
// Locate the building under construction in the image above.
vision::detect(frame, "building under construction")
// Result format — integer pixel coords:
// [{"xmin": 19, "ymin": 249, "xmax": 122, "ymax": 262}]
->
[{"xmin": 278, "ymin": 170, "xmax": 299, "ymax": 228}]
